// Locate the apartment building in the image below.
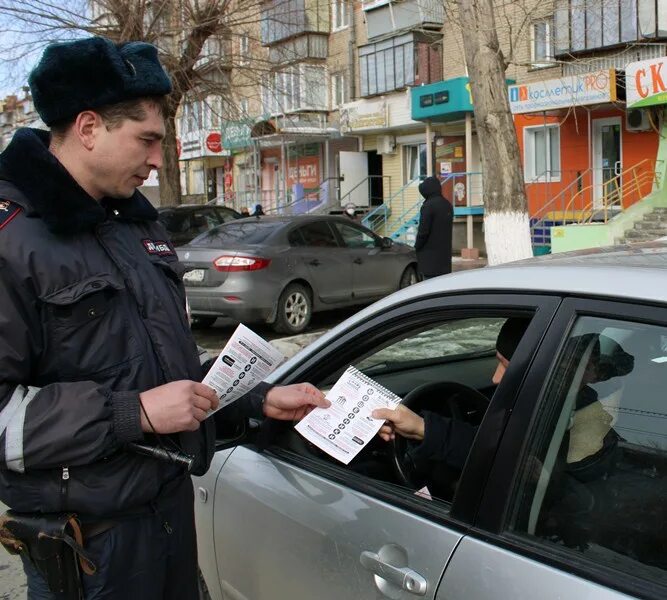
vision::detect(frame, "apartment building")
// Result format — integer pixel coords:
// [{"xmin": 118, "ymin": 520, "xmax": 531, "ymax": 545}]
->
[{"xmin": 0, "ymin": 91, "xmax": 44, "ymax": 151}]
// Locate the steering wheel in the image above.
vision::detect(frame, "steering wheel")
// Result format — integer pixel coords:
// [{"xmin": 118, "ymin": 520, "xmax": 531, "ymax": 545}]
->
[{"xmin": 392, "ymin": 381, "xmax": 490, "ymax": 490}]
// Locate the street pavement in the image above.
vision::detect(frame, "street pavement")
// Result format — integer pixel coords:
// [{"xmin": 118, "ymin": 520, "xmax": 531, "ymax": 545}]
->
[{"xmin": 0, "ymin": 257, "xmax": 487, "ymax": 597}]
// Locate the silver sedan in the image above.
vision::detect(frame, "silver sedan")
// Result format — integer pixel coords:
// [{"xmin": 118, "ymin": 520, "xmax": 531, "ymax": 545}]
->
[
  {"xmin": 177, "ymin": 215, "xmax": 419, "ymax": 334},
  {"xmin": 195, "ymin": 242, "xmax": 667, "ymax": 600}
]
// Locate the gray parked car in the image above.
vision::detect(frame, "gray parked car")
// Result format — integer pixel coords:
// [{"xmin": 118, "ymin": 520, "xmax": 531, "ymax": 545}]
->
[
  {"xmin": 195, "ymin": 242, "xmax": 667, "ymax": 600},
  {"xmin": 178, "ymin": 215, "xmax": 419, "ymax": 333}
]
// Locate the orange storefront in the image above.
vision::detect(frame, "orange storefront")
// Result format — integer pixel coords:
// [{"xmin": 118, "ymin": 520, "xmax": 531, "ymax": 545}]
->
[{"xmin": 510, "ymin": 71, "xmax": 661, "ymax": 218}]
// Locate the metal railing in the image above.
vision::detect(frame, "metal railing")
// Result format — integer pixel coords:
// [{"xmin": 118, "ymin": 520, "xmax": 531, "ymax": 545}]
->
[
  {"xmin": 573, "ymin": 159, "xmax": 663, "ymax": 224},
  {"xmin": 362, "ymin": 173, "xmax": 485, "ymax": 241},
  {"xmin": 530, "ymin": 160, "xmax": 664, "ymax": 249}
]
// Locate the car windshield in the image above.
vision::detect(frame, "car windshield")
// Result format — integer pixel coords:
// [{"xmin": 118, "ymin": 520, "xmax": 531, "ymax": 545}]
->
[{"xmin": 190, "ymin": 221, "xmax": 282, "ymax": 246}]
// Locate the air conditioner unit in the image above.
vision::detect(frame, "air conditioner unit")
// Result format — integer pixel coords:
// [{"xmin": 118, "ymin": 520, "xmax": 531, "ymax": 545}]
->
[
  {"xmin": 626, "ymin": 108, "xmax": 651, "ymax": 132},
  {"xmin": 377, "ymin": 135, "xmax": 396, "ymax": 154}
]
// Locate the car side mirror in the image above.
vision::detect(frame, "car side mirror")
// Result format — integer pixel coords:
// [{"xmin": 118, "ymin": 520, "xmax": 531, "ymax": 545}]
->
[
  {"xmin": 380, "ymin": 237, "xmax": 394, "ymax": 249},
  {"xmin": 213, "ymin": 416, "xmax": 257, "ymax": 450}
]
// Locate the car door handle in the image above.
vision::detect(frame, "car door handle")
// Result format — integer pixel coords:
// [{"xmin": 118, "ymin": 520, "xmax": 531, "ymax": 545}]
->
[
  {"xmin": 309, "ymin": 259, "xmax": 321, "ymax": 266},
  {"xmin": 353, "ymin": 258, "xmax": 363, "ymax": 265},
  {"xmin": 360, "ymin": 550, "xmax": 427, "ymax": 596}
]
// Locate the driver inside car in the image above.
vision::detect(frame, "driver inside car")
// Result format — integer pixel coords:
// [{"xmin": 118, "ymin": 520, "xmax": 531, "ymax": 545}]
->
[{"xmin": 372, "ymin": 317, "xmax": 531, "ymax": 479}]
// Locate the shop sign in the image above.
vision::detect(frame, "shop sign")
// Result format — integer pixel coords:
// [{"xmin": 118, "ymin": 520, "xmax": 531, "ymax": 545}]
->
[
  {"xmin": 340, "ymin": 101, "xmax": 388, "ymax": 131},
  {"xmin": 287, "ymin": 155, "xmax": 320, "ymax": 189},
  {"xmin": 205, "ymin": 132, "xmax": 222, "ymax": 153},
  {"xmin": 626, "ymin": 57, "xmax": 667, "ymax": 109},
  {"xmin": 222, "ymin": 120, "xmax": 252, "ymax": 150},
  {"xmin": 508, "ymin": 70, "xmax": 616, "ymax": 113}
]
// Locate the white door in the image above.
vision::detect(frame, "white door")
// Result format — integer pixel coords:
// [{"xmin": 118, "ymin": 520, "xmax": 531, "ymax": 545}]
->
[
  {"xmin": 592, "ymin": 117, "xmax": 622, "ymax": 211},
  {"xmin": 339, "ymin": 151, "xmax": 369, "ymax": 207}
]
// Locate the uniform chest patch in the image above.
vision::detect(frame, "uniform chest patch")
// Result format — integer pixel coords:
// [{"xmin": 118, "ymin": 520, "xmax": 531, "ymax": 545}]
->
[
  {"xmin": 142, "ymin": 238, "xmax": 176, "ymax": 257},
  {"xmin": 0, "ymin": 200, "xmax": 21, "ymax": 230}
]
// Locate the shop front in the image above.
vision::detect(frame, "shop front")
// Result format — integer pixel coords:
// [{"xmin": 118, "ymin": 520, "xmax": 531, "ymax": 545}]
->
[
  {"xmin": 510, "ymin": 69, "xmax": 660, "ymax": 219},
  {"xmin": 179, "ymin": 128, "xmax": 231, "ymax": 204}
]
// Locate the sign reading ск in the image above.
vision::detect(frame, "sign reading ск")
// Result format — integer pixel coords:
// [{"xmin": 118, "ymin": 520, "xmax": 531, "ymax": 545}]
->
[{"xmin": 626, "ymin": 57, "xmax": 667, "ymax": 109}]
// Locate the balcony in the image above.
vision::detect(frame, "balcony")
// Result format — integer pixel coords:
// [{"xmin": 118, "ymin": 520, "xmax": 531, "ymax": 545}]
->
[
  {"xmin": 268, "ymin": 34, "xmax": 328, "ymax": 65},
  {"xmin": 554, "ymin": 0, "xmax": 667, "ymax": 56},
  {"xmin": 261, "ymin": 0, "xmax": 329, "ymax": 47},
  {"xmin": 363, "ymin": 0, "xmax": 444, "ymax": 40},
  {"xmin": 359, "ymin": 32, "xmax": 442, "ymax": 98},
  {"xmin": 193, "ymin": 36, "xmax": 232, "ymax": 71}
]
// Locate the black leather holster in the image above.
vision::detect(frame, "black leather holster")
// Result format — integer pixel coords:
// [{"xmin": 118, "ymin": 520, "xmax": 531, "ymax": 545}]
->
[{"xmin": 0, "ymin": 511, "xmax": 96, "ymax": 600}]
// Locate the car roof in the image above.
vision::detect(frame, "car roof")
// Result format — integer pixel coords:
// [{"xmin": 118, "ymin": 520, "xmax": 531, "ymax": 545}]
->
[
  {"xmin": 232, "ymin": 215, "xmax": 365, "ymax": 225},
  {"xmin": 157, "ymin": 204, "xmax": 237, "ymax": 211}
]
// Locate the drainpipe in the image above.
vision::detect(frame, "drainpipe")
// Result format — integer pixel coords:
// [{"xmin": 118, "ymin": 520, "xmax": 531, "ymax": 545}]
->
[
  {"xmin": 348, "ymin": 1, "xmax": 356, "ymax": 101},
  {"xmin": 425, "ymin": 121, "xmax": 433, "ymax": 176},
  {"xmin": 465, "ymin": 111, "xmax": 473, "ymax": 251}
]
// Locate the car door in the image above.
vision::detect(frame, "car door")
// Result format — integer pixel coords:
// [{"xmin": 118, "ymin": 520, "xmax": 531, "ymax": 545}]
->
[
  {"xmin": 199, "ymin": 293, "xmax": 560, "ymax": 600},
  {"xmin": 438, "ymin": 298, "xmax": 667, "ymax": 600},
  {"xmin": 288, "ymin": 221, "xmax": 353, "ymax": 305},
  {"xmin": 332, "ymin": 221, "xmax": 400, "ymax": 300}
]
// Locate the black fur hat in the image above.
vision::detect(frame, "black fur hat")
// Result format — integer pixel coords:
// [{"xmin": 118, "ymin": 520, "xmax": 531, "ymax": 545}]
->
[{"xmin": 29, "ymin": 36, "xmax": 172, "ymax": 126}]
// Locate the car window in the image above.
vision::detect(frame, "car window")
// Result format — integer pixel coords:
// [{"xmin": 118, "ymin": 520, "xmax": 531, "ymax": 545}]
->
[
  {"xmin": 191, "ymin": 221, "xmax": 282, "ymax": 245},
  {"xmin": 191, "ymin": 209, "xmax": 222, "ymax": 233},
  {"xmin": 356, "ymin": 318, "xmax": 503, "ymax": 373},
  {"xmin": 509, "ymin": 315, "xmax": 667, "ymax": 585},
  {"xmin": 333, "ymin": 222, "xmax": 377, "ymax": 249},
  {"xmin": 283, "ymin": 314, "xmax": 529, "ymax": 511},
  {"xmin": 287, "ymin": 229, "xmax": 306, "ymax": 247},
  {"xmin": 160, "ymin": 211, "xmax": 191, "ymax": 234},
  {"xmin": 216, "ymin": 207, "xmax": 240, "ymax": 223},
  {"xmin": 296, "ymin": 222, "xmax": 339, "ymax": 248}
]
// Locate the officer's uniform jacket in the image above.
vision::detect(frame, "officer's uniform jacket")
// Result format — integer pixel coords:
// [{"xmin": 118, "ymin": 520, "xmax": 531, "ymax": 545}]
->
[{"xmin": 0, "ymin": 128, "xmax": 264, "ymax": 516}]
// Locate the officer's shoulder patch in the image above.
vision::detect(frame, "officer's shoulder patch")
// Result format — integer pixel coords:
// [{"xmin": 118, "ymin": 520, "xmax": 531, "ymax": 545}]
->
[
  {"xmin": 142, "ymin": 238, "xmax": 176, "ymax": 257},
  {"xmin": 0, "ymin": 199, "xmax": 21, "ymax": 231}
]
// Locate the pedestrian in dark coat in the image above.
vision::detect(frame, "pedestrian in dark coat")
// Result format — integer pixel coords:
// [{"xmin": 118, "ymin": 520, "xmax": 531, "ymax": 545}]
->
[
  {"xmin": 0, "ymin": 36, "xmax": 328, "ymax": 600},
  {"xmin": 414, "ymin": 176, "xmax": 453, "ymax": 278}
]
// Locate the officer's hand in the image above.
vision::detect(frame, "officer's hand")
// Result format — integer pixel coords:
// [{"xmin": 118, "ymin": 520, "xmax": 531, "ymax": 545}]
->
[
  {"xmin": 139, "ymin": 381, "xmax": 219, "ymax": 433},
  {"xmin": 263, "ymin": 383, "xmax": 330, "ymax": 421},
  {"xmin": 372, "ymin": 405, "xmax": 425, "ymax": 442}
]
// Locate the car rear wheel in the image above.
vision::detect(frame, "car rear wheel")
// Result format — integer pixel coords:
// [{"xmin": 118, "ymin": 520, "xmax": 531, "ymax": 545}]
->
[
  {"xmin": 273, "ymin": 283, "xmax": 312, "ymax": 334},
  {"xmin": 191, "ymin": 316, "xmax": 217, "ymax": 329},
  {"xmin": 399, "ymin": 265, "xmax": 419, "ymax": 289}
]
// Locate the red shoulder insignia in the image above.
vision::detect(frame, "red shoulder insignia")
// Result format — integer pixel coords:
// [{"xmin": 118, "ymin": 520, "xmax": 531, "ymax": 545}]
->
[{"xmin": 0, "ymin": 200, "xmax": 21, "ymax": 230}]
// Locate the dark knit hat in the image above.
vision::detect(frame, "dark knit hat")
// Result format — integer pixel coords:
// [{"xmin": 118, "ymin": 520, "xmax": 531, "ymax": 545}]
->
[
  {"xmin": 29, "ymin": 36, "xmax": 172, "ymax": 126},
  {"xmin": 496, "ymin": 317, "xmax": 531, "ymax": 361}
]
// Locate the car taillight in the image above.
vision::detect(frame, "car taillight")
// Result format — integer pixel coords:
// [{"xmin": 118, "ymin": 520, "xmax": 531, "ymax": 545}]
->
[{"xmin": 213, "ymin": 255, "xmax": 271, "ymax": 272}]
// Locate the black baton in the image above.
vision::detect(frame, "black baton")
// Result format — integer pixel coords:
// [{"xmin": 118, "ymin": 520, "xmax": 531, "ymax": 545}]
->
[{"xmin": 129, "ymin": 442, "xmax": 195, "ymax": 471}]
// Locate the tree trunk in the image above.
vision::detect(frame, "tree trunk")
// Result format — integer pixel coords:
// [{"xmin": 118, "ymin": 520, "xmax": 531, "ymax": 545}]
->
[
  {"xmin": 159, "ymin": 101, "xmax": 182, "ymax": 206},
  {"xmin": 457, "ymin": 0, "xmax": 533, "ymax": 265}
]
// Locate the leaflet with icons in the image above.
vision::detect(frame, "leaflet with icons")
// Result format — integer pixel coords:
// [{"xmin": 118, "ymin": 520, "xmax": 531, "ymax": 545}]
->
[
  {"xmin": 295, "ymin": 366, "xmax": 401, "ymax": 465},
  {"xmin": 203, "ymin": 323, "xmax": 284, "ymax": 416}
]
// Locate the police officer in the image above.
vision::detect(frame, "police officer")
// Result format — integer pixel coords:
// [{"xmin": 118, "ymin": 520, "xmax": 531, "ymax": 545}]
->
[{"xmin": 0, "ymin": 37, "xmax": 328, "ymax": 599}]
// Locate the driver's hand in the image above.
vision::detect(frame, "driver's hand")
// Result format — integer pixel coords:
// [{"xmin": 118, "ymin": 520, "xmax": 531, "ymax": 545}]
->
[{"xmin": 373, "ymin": 405, "xmax": 425, "ymax": 442}]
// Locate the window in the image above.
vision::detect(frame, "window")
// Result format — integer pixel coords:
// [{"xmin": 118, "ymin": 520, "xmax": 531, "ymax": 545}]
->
[
  {"xmin": 193, "ymin": 221, "xmax": 281, "ymax": 246},
  {"xmin": 332, "ymin": 0, "xmax": 350, "ymax": 30},
  {"xmin": 264, "ymin": 64, "xmax": 328, "ymax": 114},
  {"xmin": 360, "ymin": 33, "xmax": 439, "ymax": 97},
  {"xmin": 333, "ymin": 222, "xmax": 377, "ymax": 249},
  {"xmin": 331, "ymin": 72, "xmax": 347, "ymax": 108},
  {"xmin": 239, "ymin": 34, "xmax": 249, "ymax": 65},
  {"xmin": 404, "ymin": 143, "xmax": 427, "ymax": 184},
  {"xmin": 530, "ymin": 20, "xmax": 553, "ymax": 67},
  {"xmin": 355, "ymin": 318, "xmax": 503, "ymax": 372},
  {"xmin": 295, "ymin": 222, "xmax": 339, "ymax": 247},
  {"xmin": 510, "ymin": 315, "xmax": 667, "ymax": 585},
  {"xmin": 239, "ymin": 98, "xmax": 249, "ymax": 117},
  {"xmin": 555, "ymin": 0, "xmax": 667, "ymax": 54},
  {"xmin": 524, "ymin": 125, "xmax": 560, "ymax": 182},
  {"xmin": 191, "ymin": 165, "xmax": 205, "ymax": 195},
  {"xmin": 183, "ymin": 101, "xmax": 203, "ymax": 134}
]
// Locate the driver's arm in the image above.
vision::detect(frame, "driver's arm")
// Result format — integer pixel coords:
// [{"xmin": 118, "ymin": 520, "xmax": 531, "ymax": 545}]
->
[{"xmin": 374, "ymin": 407, "xmax": 478, "ymax": 471}]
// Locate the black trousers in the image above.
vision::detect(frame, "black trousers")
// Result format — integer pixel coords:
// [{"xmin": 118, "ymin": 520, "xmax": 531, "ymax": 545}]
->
[{"xmin": 22, "ymin": 478, "xmax": 199, "ymax": 600}]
